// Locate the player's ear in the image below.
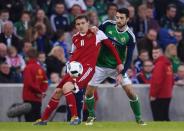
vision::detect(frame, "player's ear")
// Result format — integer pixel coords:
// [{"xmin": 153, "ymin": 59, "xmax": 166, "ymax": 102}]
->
[
  {"xmin": 126, "ymin": 17, "xmax": 129, "ymax": 23},
  {"xmin": 87, "ymin": 21, "xmax": 90, "ymax": 26}
]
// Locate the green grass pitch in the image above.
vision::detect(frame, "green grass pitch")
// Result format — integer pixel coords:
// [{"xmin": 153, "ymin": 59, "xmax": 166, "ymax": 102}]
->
[{"xmin": 0, "ymin": 122, "xmax": 184, "ymax": 131}]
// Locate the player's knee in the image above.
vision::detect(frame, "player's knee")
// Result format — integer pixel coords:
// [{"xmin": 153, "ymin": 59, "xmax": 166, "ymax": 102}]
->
[
  {"xmin": 85, "ymin": 85, "xmax": 95, "ymax": 97},
  {"xmin": 62, "ymin": 82, "xmax": 74, "ymax": 94},
  {"xmin": 123, "ymin": 84, "xmax": 136, "ymax": 100}
]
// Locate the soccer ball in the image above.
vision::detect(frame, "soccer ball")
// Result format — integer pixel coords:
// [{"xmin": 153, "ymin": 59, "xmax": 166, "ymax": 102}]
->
[{"xmin": 67, "ymin": 61, "xmax": 83, "ymax": 77}]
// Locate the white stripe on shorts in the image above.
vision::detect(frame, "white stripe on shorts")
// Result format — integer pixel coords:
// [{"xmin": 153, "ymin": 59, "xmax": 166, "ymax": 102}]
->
[{"xmin": 78, "ymin": 67, "xmax": 93, "ymax": 82}]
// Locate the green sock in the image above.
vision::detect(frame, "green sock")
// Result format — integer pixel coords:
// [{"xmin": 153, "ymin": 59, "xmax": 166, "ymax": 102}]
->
[
  {"xmin": 85, "ymin": 95, "xmax": 95, "ymax": 117},
  {"xmin": 129, "ymin": 96, "xmax": 142, "ymax": 121}
]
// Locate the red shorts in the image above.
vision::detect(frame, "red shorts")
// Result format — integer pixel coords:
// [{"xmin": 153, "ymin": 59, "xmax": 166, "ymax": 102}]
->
[{"xmin": 57, "ymin": 65, "xmax": 95, "ymax": 89}]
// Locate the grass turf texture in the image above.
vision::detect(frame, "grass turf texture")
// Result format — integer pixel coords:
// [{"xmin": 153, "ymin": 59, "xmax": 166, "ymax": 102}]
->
[{"xmin": 0, "ymin": 122, "xmax": 184, "ymax": 131}]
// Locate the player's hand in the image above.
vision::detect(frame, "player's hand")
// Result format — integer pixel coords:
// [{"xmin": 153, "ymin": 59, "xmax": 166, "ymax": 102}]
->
[
  {"xmin": 116, "ymin": 64, "xmax": 124, "ymax": 74},
  {"xmin": 150, "ymin": 96, "xmax": 156, "ymax": 101},
  {"xmin": 90, "ymin": 26, "xmax": 99, "ymax": 34},
  {"xmin": 115, "ymin": 74, "xmax": 123, "ymax": 87}
]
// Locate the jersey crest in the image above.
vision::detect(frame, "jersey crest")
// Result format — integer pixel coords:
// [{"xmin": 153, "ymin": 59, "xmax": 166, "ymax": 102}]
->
[{"xmin": 121, "ymin": 37, "xmax": 126, "ymax": 43}]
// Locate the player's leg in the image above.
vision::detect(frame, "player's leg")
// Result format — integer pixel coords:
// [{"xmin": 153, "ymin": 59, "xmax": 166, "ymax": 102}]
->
[
  {"xmin": 34, "ymin": 88, "xmax": 63, "ymax": 125},
  {"xmin": 62, "ymin": 81, "xmax": 81, "ymax": 125},
  {"xmin": 85, "ymin": 85, "xmax": 96, "ymax": 117},
  {"xmin": 34, "ymin": 75, "xmax": 70, "ymax": 125},
  {"xmin": 85, "ymin": 66, "xmax": 110, "ymax": 125},
  {"xmin": 121, "ymin": 74, "xmax": 146, "ymax": 125},
  {"xmin": 65, "ymin": 65, "xmax": 95, "ymax": 125}
]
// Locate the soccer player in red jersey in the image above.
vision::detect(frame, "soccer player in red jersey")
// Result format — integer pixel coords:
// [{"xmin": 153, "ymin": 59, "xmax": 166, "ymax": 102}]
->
[{"xmin": 34, "ymin": 14, "xmax": 123, "ymax": 125}]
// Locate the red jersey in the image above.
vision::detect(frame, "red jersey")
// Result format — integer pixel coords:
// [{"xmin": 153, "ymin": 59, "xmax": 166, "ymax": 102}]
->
[
  {"xmin": 150, "ymin": 56, "xmax": 174, "ymax": 98},
  {"xmin": 70, "ymin": 29, "xmax": 121, "ymax": 67},
  {"xmin": 56, "ymin": 29, "xmax": 122, "ymax": 90},
  {"xmin": 23, "ymin": 59, "xmax": 48, "ymax": 102}
]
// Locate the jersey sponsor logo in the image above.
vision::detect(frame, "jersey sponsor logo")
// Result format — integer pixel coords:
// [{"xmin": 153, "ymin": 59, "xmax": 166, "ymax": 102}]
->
[
  {"xmin": 74, "ymin": 38, "xmax": 78, "ymax": 43},
  {"xmin": 36, "ymin": 69, "xmax": 44, "ymax": 79},
  {"xmin": 108, "ymin": 31, "xmax": 113, "ymax": 34}
]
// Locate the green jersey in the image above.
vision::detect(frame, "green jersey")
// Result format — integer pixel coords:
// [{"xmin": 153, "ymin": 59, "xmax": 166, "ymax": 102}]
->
[{"xmin": 97, "ymin": 20, "xmax": 136, "ymax": 73}]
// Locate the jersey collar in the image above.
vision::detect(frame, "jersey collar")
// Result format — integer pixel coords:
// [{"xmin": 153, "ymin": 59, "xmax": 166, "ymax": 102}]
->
[{"xmin": 115, "ymin": 25, "xmax": 129, "ymax": 33}]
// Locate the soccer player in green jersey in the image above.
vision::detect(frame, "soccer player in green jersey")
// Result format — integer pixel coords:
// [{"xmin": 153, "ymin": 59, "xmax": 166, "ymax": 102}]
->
[{"xmin": 85, "ymin": 8, "xmax": 146, "ymax": 125}]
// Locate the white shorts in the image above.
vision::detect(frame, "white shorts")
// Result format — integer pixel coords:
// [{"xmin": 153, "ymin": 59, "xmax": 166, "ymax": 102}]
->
[{"xmin": 88, "ymin": 66, "xmax": 132, "ymax": 87}]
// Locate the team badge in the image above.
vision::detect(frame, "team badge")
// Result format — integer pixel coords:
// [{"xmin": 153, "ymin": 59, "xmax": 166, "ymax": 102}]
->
[
  {"xmin": 36, "ymin": 69, "xmax": 44, "ymax": 79},
  {"xmin": 121, "ymin": 37, "xmax": 126, "ymax": 43}
]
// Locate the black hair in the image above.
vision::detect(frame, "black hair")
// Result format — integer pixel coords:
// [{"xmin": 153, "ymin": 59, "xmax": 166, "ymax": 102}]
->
[
  {"xmin": 167, "ymin": 4, "xmax": 177, "ymax": 11},
  {"xmin": 107, "ymin": 3, "xmax": 118, "ymax": 11},
  {"xmin": 55, "ymin": 1, "xmax": 64, "ymax": 7},
  {"xmin": 117, "ymin": 8, "xmax": 129, "ymax": 17},
  {"xmin": 139, "ymin": 49, "xmax": 148, "ymax": 55},
  {"xmin": 0, "ymin": 9, "xmax": 9, "ymax": 15},
  {"xmin": 21, "ymin": 11, "xmax": 30, "ymax": 16},
  {"xmin": 55, "ymin": 30, "xmax": 65, "ymax": 40}
]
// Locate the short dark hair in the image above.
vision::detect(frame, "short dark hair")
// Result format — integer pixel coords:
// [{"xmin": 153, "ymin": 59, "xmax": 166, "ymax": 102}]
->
[
  {"xmin": 21, "ymin": 11, "xmax": 30, "ymax": 16},
  {"xmin": 55, "ymin": 30, "xmax": 65, "ymax": 39},
  {"xmin": 107, "ymin": 3, "xmax": 118, "ymax": 11},
  {"xmin": 27, "ymin": 48, "xmax": 38, "ymax": 59},
  {"xmin": 117, "ymin": 8, "xmax": 129, "ymax": 17},
  {"xmin": 74, "ymin": 14, "xmax": 89, "ymax": 24},
  {"xmin": 152, "ymin": 45, "xmax": 162, "ymax": 50},
  {"xmin": 167, "ymin": 4, "xmax": 177, "ymax": 11},
  {"xmin": 55, "ymin": 1, "xmax": 64, "ymax": 7},
  {"xmin": 139, "ymin": 49, "xmax": 148, "ymax": 55},
  {"xmin": 0, "ymin": 9, "xmax": 9, "ymax": 15}
]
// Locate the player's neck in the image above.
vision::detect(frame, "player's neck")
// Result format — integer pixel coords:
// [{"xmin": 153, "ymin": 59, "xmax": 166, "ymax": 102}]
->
[
  {"xmin": 80, "ymin": 32, "xmax": 86, "ymax": 36},
  {"xmin": 117, "ymin": 25, "xmax": 127, "ymax": 32},
  {"xmin": 79, "ymin": 30, "xmax": 89, "ymax": 36}
]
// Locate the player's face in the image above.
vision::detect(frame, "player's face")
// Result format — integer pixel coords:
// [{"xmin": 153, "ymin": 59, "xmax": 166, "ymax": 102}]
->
[
  {"xmin": 75, "ymin": 18, "xmax": 89, "ymax": 34},
  {"xmin": 115, "ymin": 12, "xmax": 129, "ymax": 28}
]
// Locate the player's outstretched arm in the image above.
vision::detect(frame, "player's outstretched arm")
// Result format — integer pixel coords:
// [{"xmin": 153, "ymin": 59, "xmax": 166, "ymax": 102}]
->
[
  {"xmin": 102, "ymin": 39, "xmax": 122, "ymax": 64},
  {"xmin": 102, "ymin": 38, "xmax": 123, "ymax": 73},
  {"xmin": 96, "ymin": 30, "xmax": 123, "ymax": 73}
]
